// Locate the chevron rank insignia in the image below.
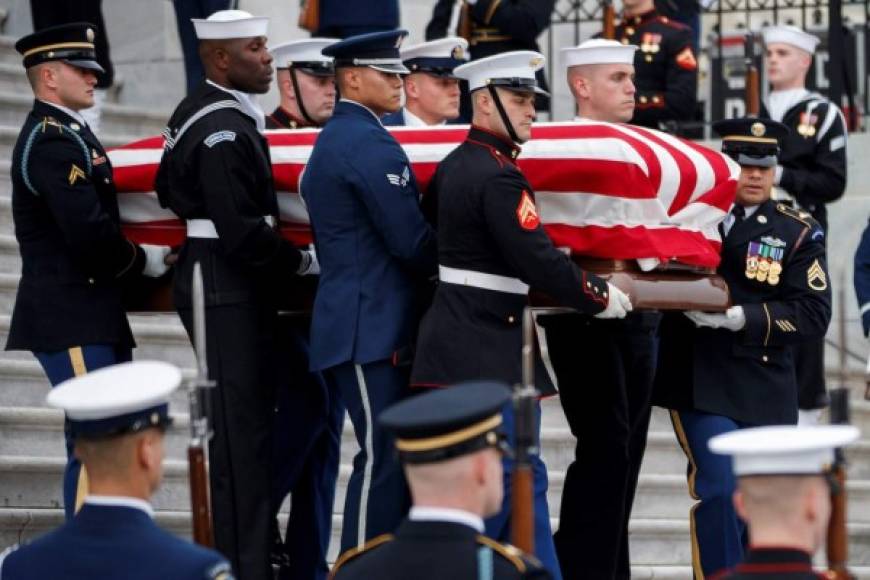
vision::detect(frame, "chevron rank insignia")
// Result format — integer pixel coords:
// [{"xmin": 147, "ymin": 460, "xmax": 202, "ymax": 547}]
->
[
  {"xmin": 807, "ymin": 259, "xmax": 827, "ymax": 291},
  {"xmin": 516, "ymin": 190, "xmax": 540, "ymax": 230},
  {"xmin": 68, "ymin": 164, "xmax": 86, "ymax": 185}
]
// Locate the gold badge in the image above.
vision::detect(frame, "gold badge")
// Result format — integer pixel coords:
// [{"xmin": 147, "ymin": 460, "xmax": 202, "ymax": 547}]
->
[
  {"xmin": 745, "ymin": 255, "xmax": 759, "ymax": 279},
  {"xmin": 529, "ymin": 56, "xmax": 544, "ymax": 68},
  {"xmin": 68, "ymin": 164, "xmax": 86, "ymax": 185},
  {"xmin": 751, "ymin": 122, "xmax": 766, "ymax": 137},
  {"xmin": 807, "ymin": 259, "xmax": 827, "ymax": 291},
  {"xmin": 86, "ymin": 28, "xmax": 95, "ymax": 42},
  {"xmin": 452, "ymin": 45, "xmax": 465, "ymax": 60},
  {"xmin": 768, "ymin": 274, "xmax": 780, "ymax": 286}
]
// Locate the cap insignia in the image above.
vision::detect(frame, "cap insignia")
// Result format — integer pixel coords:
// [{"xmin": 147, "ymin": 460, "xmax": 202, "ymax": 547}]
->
[
  {"xmin": 529, "ymin": 56, "xmax": 544, "ymax": 67},
  {"xmin": 86, "ymin": 28, "xmax": 95, "ymax": 42},
  {"xmin": 751, "ymin": 122, "xmax": 766, "ymax": 137},
  {"xmin": 452, "ymin": 45, "xmax": 465, "ymax": 59}
]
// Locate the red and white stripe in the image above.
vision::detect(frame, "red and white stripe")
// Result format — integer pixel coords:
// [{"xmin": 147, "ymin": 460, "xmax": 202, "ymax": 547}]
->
[{"xmin": 109, "ymin": 121, "xmax": 738, "ymax": 268}]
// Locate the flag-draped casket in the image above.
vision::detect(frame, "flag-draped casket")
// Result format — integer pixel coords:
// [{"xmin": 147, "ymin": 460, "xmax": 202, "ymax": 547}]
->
[{"xmin": 109, "ymin": 121, "xmax": 739, "ymax": 309}]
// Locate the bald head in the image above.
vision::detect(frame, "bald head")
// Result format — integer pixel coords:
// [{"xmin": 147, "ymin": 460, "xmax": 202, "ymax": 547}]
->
[
  {"xmin": 198, "ymin": 35, "xmax": 273, "ymax": 94},
  {"xmin": 568, "ymin": 62, "xmax": 636, "ymax": 123}
]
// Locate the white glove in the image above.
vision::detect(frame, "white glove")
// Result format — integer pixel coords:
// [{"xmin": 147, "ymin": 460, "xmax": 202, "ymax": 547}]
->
[
  {"xmin": 594, "ymin": 282, "xmax": 633, "ymax": 319},
  {"xmin": 296, "ymin": 245, "xmax": 320, "ymax": 276},
  {"xmin": 140, "ymin": 244, "xmax": 171, "ymax": 278},
  {"xmin": 684, "ymin": 305, "xmax": 746, "ymax": 331}
]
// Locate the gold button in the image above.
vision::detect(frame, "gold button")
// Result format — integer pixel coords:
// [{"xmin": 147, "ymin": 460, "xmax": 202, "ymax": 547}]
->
[
  {"xmin": 762, "ymin": 355, "xmax": 769, "ymax": 362},
  {"xmin": 626, "ymin": 27, "xmax": 635, "ymax": 35}
]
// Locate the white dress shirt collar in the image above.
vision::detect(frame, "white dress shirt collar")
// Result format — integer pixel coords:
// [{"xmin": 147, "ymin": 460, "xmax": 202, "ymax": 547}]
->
[
  {"xmin": 84, "ymin": 495, "xmax": 155, "ymax": 518},
  {"xmin": 403, "ymin": 107, "xmax": 445, "ymax": 127},
  {"xmin": 39, "ymin": 100, "xmax": 87, "ymax": 128},
  {"xmin": 408, "ymin": 506, "xmax": 485, "ymax": 533}
]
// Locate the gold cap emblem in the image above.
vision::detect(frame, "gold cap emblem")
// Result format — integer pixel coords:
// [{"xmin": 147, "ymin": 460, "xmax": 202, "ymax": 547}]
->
[
  {"xmin": 529, "ymin": 56, "xmax": 544, "ymax": 67},
  {"xmin": 751, "ymin": 122, "xmax": 766, "ymax": 137},
  {"xmin": 452, "ymin": 45, "xmax": 465, "ymax": 60},
  {"xmin": 86, "ymin": 28, "xmax": 95, "ymax": 42}
]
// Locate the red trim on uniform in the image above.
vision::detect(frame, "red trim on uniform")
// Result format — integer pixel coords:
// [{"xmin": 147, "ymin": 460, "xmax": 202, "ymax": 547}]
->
[{"xmin": 410, "ymin": 382, "xmax": 447, "ymax": 388}]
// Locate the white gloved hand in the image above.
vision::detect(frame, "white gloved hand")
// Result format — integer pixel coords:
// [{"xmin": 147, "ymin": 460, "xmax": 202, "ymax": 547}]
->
[
  {"xmin": 296, "ymin": 245, "xmax": 320, "ymax": 276},
  {"xmin": 684, "ymin": 305, "xmax": 746, "ymax": 331},
  {"xmin": 140, "ymin": 244, "xmax": 171, "ymax": 278},
  {"xmin": 594, "ymin": 282, "xmax": 633, "ymax": 319}
]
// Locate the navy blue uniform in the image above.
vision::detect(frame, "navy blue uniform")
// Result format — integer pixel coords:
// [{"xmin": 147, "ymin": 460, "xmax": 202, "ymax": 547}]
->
[
  {"xmin": 331, "ymin": 521, "xmax": 551, "ymax": 580},
  {"xmin": 301, "ymin": 99, "xmax": 436, "ymax": 552},
  {"xmin": 316, "ymin": 0, "xmax": 399, "ymax": 38},
  {"xmin": 614, "ymin": 9, "xmax": 698, "ymax": 131},
  {"xmin": 381, "ymin": 109, "xmax": 404, "ymax": 126},
  {"xmin": 854, "ymin": 219, "xmax": 870, "ymax": 336},
  {"xmin": 0, "ymin": 501, "xmax": 233, "ymax": 580},
  {"xmin": 654, "ymin": 200, "xmax": 832, "ymax": 577}
]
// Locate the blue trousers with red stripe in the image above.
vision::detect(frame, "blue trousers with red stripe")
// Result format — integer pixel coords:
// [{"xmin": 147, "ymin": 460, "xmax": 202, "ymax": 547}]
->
[
  {"xmin": 33, "ymin": 345, "xmax": 132, "ymax": 519},
  {"xmin": 671, "ymin": 410, "xmax": 749, "ymax": 578}
]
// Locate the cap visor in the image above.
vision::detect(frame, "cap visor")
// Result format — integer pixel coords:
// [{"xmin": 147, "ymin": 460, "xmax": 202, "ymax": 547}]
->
[
  {"xmin": 65, "ymin": 59, "xmax": 105, "ymax": 74},
  {"xmin": 370, "ymin": 63, "xmax": 411, "ymax": 75},
  {"xmin": 736, "ymin": 153, "xmax": 777, "ymax": 167}
]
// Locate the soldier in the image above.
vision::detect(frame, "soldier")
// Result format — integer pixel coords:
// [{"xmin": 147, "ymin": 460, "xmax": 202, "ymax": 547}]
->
[
  {"xmin": 300, "ymin": 30, "xmax": 438, "ymax": 554},
  {"xmin": 267, "ymin": 39, "xmax": 338, "ymax": 129},
  {"xmin": 544, "ymin": 39, "xmax": 662, "ymax": 580},
  {"xmin": 0, "ymin": 361, "xmax": 234, "ymax": 580},
  {"xmin": 708, "ymin": 425, "xmax": 860, "ymax": 579},
  {"xmin": 382, "ymin": 37, "xmax": 467, "ymax": 127},
  {"xmin": 331, "ymin": 382, "xmax": 551, "ymax": 580},
  {"xmin": 410, "ymin": 51, "xmax": 632, "ymax": 580},
  {"xmin": 612, "ymin": 0, "xmax": 698, "ymax": 131},
  {"xmin": 761, "ymin": 24, "xmax": 849, "ymax": 424},
  {"xmin": 154, "ymin": 11, "xmax": 319, "ymax": 579},
  {"xmin": 265, "ymin": 38, "xmax": 343, "ymax": 580},
  {"xmin": 7, "ymin": 23, "xmax": 171, "ymax": 520},
  {"xmin": 425, "ymin": 0, "xmax": 557, "ymax": 112},
  {"xmin": 654, "ymin": 117, "xmax": 832, "ymax": 577}
]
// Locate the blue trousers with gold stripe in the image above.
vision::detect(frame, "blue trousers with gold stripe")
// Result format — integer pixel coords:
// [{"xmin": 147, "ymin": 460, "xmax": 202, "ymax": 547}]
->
[
  {"xmin": 34, "ymin": 345, "xmax": 132, "ymax": 519},
  {"xmin": 670, "ymin": 410, "xmax": 749, "ymax": 579}
]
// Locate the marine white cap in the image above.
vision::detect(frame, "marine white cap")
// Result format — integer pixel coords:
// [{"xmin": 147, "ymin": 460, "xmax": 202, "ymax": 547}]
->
[
  {"xmin": 401, "ymin": 37, "xmax": 469, "ymax": 62},
  {"xmin": 561, "ymin": 39, "xmax": 638, "ymax": 68},
  {"xmin": 762, "ymin": 25, "xmax": 820, "ymax": 55},
  {"xmin": 192, "ymin": 10, "xmax": 269, "ymax": 40},
  {"xmin": 708, "ymin": 425, "xmax": 861, "ymax": 477},
  {"xmin": 269, "ymin": 38, "xmax": 339, "ymax": 70},
  {"xmin": 453, "ymin": 50, "xmax": 548, "ymax": 95},
  {"xmin": 46, "ymin": 361, "xmax": 182, "ymax": 438}
]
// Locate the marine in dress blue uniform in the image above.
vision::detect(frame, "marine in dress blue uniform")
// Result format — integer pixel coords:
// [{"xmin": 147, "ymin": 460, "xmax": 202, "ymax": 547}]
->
[
  {"xmin": 653, "ymin": 118, "xmax": 832, "ymax": 578},
  {"xmin": 760, "ymin": 25, "xmax": 849, "ymax": 418},
  {"xmin": 301, "ymin": 30, "xmax": 438, "ymax": 554},
  {"xmin": 707, "ymin": 425, "xmax": 860, "ymax": 580},
  {"xmin": 6, "ymin": 23, "xmax": 171, "ymax": 519},
  {"xmin": 410, "ymin": 51, "xmax": 632, "ymax": 580},
  {"xmin": 331, "ymin": 382, "xmax": 551, "ymax": 580},
  {"xmin": 265, "ymin": 39, "xmax": 343, "ymax": 580},
  {"xmin": 155, "ymin": 12, "xmax": 319, "ymax": 579},
  {"xmin": 0, "ymin": 361, "xmax": 234, "ymax": 580},
  {"xmin": 382, "ymin": 37, "xmax": 467, "ymax": 127}
]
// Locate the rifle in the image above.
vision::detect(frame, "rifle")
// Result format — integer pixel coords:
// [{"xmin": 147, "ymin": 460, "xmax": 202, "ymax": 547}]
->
[
  {"xmin": 457, "ymin": 0, "xmax": 472, "ymax": 43},
  {"xmin": 744, "ymin": 33, "xmax": 760, "ymax": 117},
  {"xmin": 188, "ymin": 262, "xmax": 216, "ymax": 547},
  {"xmin": 826, "ymin": 277, "xmax": 853, "ymax": 579},
  {"xmin": 602, "ymin": 0, "xmax": 616, "ymax": 40},
  {"xmin": 298, "ymin": 0, "xmax": 320, "ymax": 33}
]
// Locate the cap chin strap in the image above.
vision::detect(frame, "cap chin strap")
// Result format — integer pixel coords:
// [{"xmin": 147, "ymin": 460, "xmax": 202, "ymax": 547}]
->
[
  {"xmin": 290, "ymin": 68, "xmax": 318, "ymax": 127},
  {"xmin": 487, "ymin": 85, "xmax": 520, "ymax": 144}
]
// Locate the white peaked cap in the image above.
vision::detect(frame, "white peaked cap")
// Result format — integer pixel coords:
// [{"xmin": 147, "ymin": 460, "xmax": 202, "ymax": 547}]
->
[
  {"xmin": 400, "ymin": 37, "xmax": 469, "ymax": 61},
  {"xmin": 192, "ymin": 10, "xmax": 269, "ymax": 40},
  {"xmin": 762, "ymin": 25, "xmax": 820, "ymax": 54},
  {"xmin": 561, "ymin": 39, "xmax": 638, "ymax": 68},
  {"xmin": 269, "ymin": 38, "xmax": 339, "ymax": 68},
  {"xmin": 454, "ymin": 50, "xmax": 546, "ymax": 93},
  {"xmin": 709, "ymin": 425, "xmax": 861, "ymax": 477}
]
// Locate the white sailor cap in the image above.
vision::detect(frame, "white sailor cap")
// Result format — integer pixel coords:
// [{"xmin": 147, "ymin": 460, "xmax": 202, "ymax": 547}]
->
[
  {"xmin": 762, "ymin": 25, "xmax": 820, "ymax": 55},
  {"xmin": 400, "ymin": 37, "xmax": 469, "ymax": 77},
  {"xmin": 708, "ymin": 425, "xmax": 861, "ymax": 477},
  {"xmin": 454, "ymin": 50, "xmax": 548, "ymax": 95},
  {"xmin": 192, "ymin": 10, "xmax": 269, "ymax": 40},
  {"xmin": 270, "ymin": 38, "xmax": 339, "ymax": 75},
  {"xmin": 46, "ymin": 361, "xmax": 182, "ymax": 439},
  {"xmin": 561, "ymin": 39, "xmax": 638, "ymax": 68}
]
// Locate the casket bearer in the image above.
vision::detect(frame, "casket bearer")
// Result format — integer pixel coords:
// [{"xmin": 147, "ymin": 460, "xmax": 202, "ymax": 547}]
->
[
  {"xmin": 410, "ymin": 50, "xmax": 632, "ymax": 580},
  {"xmin": 154, "ymin": 10, "xmax": 318, "ymax": 579},
  {"xmin": 265, "ymin": 37, "xmax": 344, "ymax": 580},
  {"xmin": 541, "ymin": 38, "xmax": 663, "ymax": 580},
  {"xmin": 654, "ymin": 117, "xmax": 832, "ymax": 577}
]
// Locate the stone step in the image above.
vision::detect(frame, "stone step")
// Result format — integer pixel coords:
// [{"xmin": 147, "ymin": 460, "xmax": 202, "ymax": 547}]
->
[
  {"xmin": 0, "ymin": 233, "xmax": 16, "ymax": 271},
  {"xmin": 0, "ymin": 62, "xmax": 30, "ymax": 94},
  {"xmin": 0, "ymin": 37, "xmax": 17, "ymax": 66},
  {"xmin": 0, "ymin": 161, "xmax": 10, "ymax": 201},
  {"xmin": 0, "ymin": 92, "xmax": 167, "ymax": 140}
]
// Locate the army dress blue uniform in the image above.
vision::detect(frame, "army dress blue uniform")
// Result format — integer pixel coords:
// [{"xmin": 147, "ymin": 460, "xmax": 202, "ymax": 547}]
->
[
  {"xmin": 7, "ymin": 24, "xmax": 169, "ymax": 519},
  {"xmin": 654, "ymin": 119, "xmax": 832, "ymax": 578},
  {"xmin": 301, "ymin": 31, "xmax": 438, "ymax": 553},
  {"xmin": 613, "ymin": 9, "xmax": 698, "ymax": 131}
]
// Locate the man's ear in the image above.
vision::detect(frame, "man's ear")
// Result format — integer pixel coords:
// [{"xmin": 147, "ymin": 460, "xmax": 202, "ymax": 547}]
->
[
  {"xmin": 404, "ymin": 76, "xmax": 419, "ymax": 100},
  {"xmin": 213, "ymin": 46, "xmax": 231, "ymax": 73},
  {"xmin": 733, "ymin": 489, "xmax": 749, "ymax": 522},
  {"xmin": 282, "ymin": 75, "xmax": 296, "ymax": 102},
  {"xmin": 137, "ymin": 431, "xmax": 161, "ymax": 472}
]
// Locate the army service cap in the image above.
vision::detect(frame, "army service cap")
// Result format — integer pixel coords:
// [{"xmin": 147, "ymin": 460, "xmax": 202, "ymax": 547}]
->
[
  {"xmin": 713, "ymin": 117, "xmax": 790, "ymax": 168},
  {"xmin": 15, "ymin": 22, "xmax": 104, "ymax": 72},
  {"xmin": 379, "ymin": 381, "xmax": 512, "ymax": 464}
]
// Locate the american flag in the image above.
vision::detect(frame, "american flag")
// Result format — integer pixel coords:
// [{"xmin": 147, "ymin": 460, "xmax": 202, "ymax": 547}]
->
[{"xmin": 108, "ymin": 121, "xmax": 739, "ymax": 269}]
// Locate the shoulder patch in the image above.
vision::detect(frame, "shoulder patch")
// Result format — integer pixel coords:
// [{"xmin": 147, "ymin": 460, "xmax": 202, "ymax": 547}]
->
[
  {"xmin": 516, "ymin": 190, "xmax": 540, "ymax": 230},
  {"xmin": 476, "ymin": 535, "xmax": 527, "ymax": 572},
  {"xmin": 807, "ymin": 259, "xmax": 828, "ymax": 291},
  {"xmin": 204, "ymin": 130, "xmax": 237, "ymax": 148},
  {"xmin": 675, "ymin": 46, "xmax": 697, "ymax": 71},
  {"xmin": 330, "ymin": 533, "xmax": 394, "ymax": 576},
  {"xmin": 68, "ymin": 164, "xmax": 87, "ymax": 185},
  {"xmin": 206, "ymin": 560, "xmax": 235, "ymax": 580}
]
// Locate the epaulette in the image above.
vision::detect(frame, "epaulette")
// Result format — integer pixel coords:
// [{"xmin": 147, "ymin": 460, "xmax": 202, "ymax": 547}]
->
[
  {"xmin": 775, "ymin": 203, "xmax": 816, "ymax": 229},
  {"xmin": 39, "ymin": 116, "xmax": 65, "ymax": 133},
  {"xmin": 476, "ymin": 535, "xmax": 532, "ymax": 573},
  {"xmin": 329, "ymin": 533, "xmax": 394, "ymax": 577}
]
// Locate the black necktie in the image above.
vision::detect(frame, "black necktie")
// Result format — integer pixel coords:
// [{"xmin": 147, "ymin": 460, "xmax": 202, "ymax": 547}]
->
[{"xmin": 732, "ymin": 204, "xmax": 746, "ymax": 223}]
